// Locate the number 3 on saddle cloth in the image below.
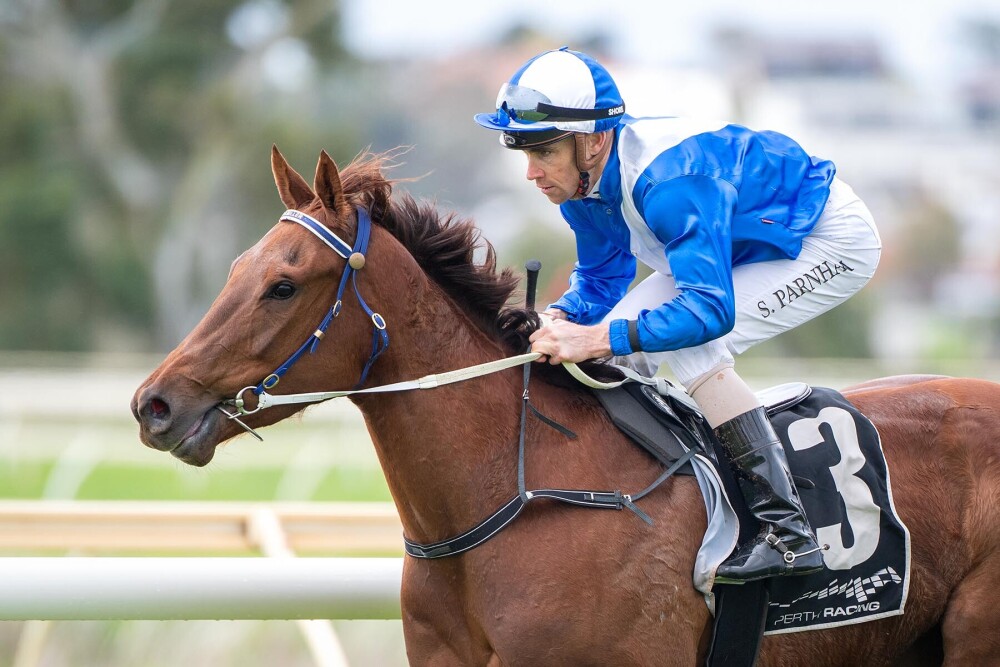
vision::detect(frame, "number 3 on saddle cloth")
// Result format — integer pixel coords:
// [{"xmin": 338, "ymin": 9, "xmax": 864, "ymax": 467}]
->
[{"xmin": 594, "ymin": 381, "xmax": 911, "ymax": 636}]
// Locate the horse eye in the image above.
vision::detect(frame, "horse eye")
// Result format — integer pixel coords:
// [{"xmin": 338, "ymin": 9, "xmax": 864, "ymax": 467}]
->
[{"xmin": 267, "ymin": 281, "xmax": 296, "ymax": 300}]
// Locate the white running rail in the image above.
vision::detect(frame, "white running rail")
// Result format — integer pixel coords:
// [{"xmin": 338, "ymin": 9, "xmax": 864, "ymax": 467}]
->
[{"xmin": 0, "ymin": 556, "xmax": 403, "ymax": 620}]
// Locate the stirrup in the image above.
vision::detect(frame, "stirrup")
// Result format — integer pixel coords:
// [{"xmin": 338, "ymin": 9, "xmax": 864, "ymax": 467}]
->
[{"xmin": 764, "ymin": 533, "xmax": 829, "ymax": 564}]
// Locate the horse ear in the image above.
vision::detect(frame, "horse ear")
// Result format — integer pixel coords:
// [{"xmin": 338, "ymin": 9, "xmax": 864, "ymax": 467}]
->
[
  {"xmin": 271, "ymin": 144, "xmax": 315, "ymax": 210},
  {"xmin": 314, "ymin": 150, "xmax": 351, "ymax": 217}
]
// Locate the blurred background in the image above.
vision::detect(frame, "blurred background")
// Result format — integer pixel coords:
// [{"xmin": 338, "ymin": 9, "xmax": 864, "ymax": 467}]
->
[{"xmin": 1, "ymin": 0, "xmax": 998, "ymax": 665}]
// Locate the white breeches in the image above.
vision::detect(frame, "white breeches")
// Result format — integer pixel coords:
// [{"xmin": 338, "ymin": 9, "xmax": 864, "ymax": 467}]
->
[{"xmin": 602, "ymin": 178, "xmax": 882, "ymax": 389}]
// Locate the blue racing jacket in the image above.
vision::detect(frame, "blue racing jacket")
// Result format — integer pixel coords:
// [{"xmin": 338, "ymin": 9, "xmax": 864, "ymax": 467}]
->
[{"xmin": 548, "ymin": 116, "xmax": 836, "ymax": 355}]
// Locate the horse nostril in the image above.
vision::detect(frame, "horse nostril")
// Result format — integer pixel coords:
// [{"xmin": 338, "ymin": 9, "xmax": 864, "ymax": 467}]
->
[{"xmin": 147, "ymin": 397, "xmax": 171, "ymax": 421}]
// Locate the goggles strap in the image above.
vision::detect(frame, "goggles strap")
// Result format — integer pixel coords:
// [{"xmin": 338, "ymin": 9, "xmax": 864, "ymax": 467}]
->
[{"xmin": 534, "ymin": 101, "xmax": 625, "ymax": 122}]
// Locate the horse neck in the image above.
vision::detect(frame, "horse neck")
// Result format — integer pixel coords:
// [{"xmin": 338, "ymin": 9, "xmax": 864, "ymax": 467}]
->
[{"xmin": 351, "ymin": 270, "xmax": 525, "ymax": 544}]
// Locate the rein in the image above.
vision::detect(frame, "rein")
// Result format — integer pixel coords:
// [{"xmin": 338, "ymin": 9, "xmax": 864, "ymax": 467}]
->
[
  {"xmin": 219, "ymin": 207, "xmax": 695, "ymax": 558},
  {"xmin": 239, "ymin": 352, "xmax": 541, "ymax": 411}
]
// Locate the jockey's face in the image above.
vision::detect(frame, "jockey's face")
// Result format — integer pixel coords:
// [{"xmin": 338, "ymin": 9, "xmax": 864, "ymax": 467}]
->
[{"xmin": 521, "ymin": 136, "xmax": 580, "ymax": 205}]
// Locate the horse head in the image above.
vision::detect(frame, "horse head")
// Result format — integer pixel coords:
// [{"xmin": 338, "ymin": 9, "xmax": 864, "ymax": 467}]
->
[{"xmin": 132, "ymin": 146, "xmax": 389, "ymax": 466}]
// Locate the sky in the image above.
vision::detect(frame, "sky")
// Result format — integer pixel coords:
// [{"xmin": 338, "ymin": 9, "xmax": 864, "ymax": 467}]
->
[{"xmin": 343, "ymin": 0, "xmax": 1000, "ymax": 90}]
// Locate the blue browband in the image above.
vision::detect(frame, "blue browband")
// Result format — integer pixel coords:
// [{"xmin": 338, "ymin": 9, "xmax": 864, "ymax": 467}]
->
[{"xmin": 253, "ymin": 206, "xmax": 388, "ymax": 396}]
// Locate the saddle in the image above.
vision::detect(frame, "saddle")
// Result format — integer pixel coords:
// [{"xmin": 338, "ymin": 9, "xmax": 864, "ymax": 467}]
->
[
  {"xmin": 592, "ymin": 379, "xmax": 812, "ymax": 473},
  {"xmin": 593, "ymin": 378, "xmax": 910, "ymax": 667}
]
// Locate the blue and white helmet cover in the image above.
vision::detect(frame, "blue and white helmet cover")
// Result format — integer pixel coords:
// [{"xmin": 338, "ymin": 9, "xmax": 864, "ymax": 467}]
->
[{"xmin": 474, "ymin": 47, "xmax": 625, "ymax": 136}]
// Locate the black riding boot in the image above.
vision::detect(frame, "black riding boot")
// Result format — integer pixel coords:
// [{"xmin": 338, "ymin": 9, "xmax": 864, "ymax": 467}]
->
[{"xmin": 714, "ymin": 407, "xmax": 825, "ymax": 584}]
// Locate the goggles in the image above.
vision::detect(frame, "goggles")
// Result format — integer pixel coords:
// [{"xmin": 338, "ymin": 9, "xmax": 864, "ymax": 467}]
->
[{"xmin": 494, "ymin": 84, "xmax": 625, "ymax": 127}]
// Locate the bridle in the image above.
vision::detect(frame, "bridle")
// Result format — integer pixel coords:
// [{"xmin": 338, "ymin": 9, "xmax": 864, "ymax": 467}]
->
[{"xmin": 218, "ymin": 205, "xmax": 388, "ymax": 435}]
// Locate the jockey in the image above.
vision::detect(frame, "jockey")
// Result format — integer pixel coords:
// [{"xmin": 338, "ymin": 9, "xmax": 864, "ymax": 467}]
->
[{"xmin": 474, "ymin": 47, "xmax": 881, "ymax": 583}]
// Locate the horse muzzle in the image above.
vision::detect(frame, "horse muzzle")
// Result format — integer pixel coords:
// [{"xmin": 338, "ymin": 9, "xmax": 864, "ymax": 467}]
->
[{"xmin": 131, "ymin": 384, "xmax": 224, "ymax": 466}]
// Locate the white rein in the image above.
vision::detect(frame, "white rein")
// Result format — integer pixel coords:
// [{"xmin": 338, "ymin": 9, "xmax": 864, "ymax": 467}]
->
[{"xmin": 225, "ymin": 351, "xmax": 696, "ymax": 420}]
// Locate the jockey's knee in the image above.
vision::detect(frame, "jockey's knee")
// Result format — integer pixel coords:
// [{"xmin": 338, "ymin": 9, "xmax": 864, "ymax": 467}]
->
[{"xmin": 687, "ymin": 364, "xmax": 761, "ymax": 428}]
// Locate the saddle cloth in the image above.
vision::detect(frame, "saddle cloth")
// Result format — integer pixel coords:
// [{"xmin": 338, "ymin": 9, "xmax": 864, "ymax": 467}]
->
[{"xmin": 596, "ymin": 380, "xmax": 911, "ymax": 634}]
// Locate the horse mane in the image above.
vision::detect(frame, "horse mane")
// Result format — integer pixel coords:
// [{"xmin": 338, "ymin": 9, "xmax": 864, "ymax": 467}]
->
[
  {"xmin": 339, "ymin": 149, "xmax": 520, "ymax": 343},
  {"xmin": 339, "ymin": 149, "xmax": 622, "ymax": 387}
]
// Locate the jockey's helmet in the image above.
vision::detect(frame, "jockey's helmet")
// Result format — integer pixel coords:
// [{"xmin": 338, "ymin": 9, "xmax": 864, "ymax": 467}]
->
[{"xmin": 474, "ymin": 47, "xmax": 625, "ymax": 150}]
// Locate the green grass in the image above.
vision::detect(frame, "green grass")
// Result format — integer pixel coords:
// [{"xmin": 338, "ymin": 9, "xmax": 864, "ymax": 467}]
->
[
  {"xmin": 0, "ymin": 407, "xmax": 392, "ymax": 502},
  {"xmin": 0, "ymin": 460, "xmax": 393, "ymax": 502}
]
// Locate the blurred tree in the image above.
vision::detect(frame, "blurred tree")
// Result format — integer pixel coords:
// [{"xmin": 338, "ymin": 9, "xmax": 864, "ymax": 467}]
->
[{"xmin": 0, "ymin": 0, "xmax": 364, "ymax": 351}]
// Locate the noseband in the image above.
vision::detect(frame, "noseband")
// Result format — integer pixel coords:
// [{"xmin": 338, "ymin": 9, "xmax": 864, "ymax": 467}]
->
[{"xmin": 223, "ymin": 206, "xmax": 388, "ymax": 426}]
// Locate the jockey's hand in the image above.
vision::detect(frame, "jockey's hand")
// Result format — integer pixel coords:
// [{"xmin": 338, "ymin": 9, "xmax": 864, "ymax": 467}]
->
[{"xmin": 529, "ymin": 319, "xmax": 611, "ymax": 365}]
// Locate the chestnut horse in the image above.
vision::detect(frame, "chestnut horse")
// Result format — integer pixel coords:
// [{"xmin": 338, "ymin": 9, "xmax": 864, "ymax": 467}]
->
[{"xmin": 133, "ymin": 147, "xmax": 1000, "ymax": 666}]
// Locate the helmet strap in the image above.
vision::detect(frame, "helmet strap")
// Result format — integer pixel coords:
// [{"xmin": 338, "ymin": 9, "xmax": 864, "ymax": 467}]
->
[{"xmin": 572, "ymin": 131, "xmax": 614, "ymax": 198}]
